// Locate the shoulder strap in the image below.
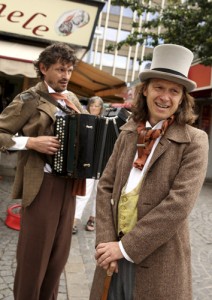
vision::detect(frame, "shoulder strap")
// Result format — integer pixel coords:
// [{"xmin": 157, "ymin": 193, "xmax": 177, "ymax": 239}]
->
[{"xmin": 36, "ymin": 90, "xmax": 71, "ymax": 114}]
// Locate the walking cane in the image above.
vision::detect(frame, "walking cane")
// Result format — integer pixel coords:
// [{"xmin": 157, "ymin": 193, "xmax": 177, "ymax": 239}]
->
[{"xmin": 101, "ymin": 269, "xmax": 114, "ymax": 300}]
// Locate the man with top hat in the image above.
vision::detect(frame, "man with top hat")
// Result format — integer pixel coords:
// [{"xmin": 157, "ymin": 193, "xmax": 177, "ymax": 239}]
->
[{"xmin": 89, "ymin": 44, "xmax": 209, "ymax": 300}]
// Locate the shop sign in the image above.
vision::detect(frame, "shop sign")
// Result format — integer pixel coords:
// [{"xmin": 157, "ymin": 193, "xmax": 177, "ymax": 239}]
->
[{"xmin": 0, "ymin": 0, "xmax": 104, "ymax": 49}]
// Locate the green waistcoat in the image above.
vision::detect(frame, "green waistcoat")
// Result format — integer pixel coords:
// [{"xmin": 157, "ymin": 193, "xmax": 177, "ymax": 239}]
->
[{"xmin": 118, "ymin": 179, "xmax": 142, "ymax": 235}]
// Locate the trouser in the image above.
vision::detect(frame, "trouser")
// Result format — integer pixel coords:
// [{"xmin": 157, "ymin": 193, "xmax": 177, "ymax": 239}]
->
[
  {"xmin": 108, "ymin": 259, "xmax": 135, "ymax": 300},
  {"xmin": 14, "ymin": 173, "xmax": 76, "ymax": 300},
  {"xmin": 74, "ymin": 178, "xmax": 98, "ymax": 219}
]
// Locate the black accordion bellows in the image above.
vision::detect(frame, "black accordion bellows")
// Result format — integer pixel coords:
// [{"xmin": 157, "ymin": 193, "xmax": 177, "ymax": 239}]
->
[{"xmin": 53, "ymin": 108, "xmax": 130, "ymax": 179}]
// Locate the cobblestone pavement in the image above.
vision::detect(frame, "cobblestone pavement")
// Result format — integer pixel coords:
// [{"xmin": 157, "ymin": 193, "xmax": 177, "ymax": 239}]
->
[{"xmin": 0, "ymin": 175, "xmax": 211, "ymax": 300}]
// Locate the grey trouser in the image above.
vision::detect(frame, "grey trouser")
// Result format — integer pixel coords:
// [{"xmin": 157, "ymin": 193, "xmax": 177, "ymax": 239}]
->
[{"xmin": 108, "ymin": 258, "xmax": 135, "ymax": 300}]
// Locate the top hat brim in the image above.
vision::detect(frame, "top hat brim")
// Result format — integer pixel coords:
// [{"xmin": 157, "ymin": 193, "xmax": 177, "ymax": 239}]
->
[{"xmin": 139, "ymin": 69, "xmax": 196, "ymax": 92}]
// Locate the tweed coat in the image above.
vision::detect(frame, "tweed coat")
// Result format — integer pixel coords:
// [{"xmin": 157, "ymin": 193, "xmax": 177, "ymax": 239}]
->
[
  {"xmin": 0, "ymin": 81, "xmax": 86, "ymax": 207},
  {"xmin": 90, "ymin": 118, "xmax": 208, "ymax": 300}
]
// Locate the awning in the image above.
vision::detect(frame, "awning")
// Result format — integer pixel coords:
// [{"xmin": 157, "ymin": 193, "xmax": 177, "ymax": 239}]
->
[
  {"xmin": 0, "ymin": 40, "xmax": 43, "ymax": 78},
  {"xmin": 69, "ymin": 61, "xmax": 127, "ymax": 100},
  {"xmin": 0, "ymin": 40, "xmax": 127, "ymax": 102}
]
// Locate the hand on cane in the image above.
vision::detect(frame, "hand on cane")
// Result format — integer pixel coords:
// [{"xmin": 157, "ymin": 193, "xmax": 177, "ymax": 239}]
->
[
  {"xmin": 95, "ymin": 242, "xmax": 123, "ymax": 300},
  {"xmin": 101, "ymin": 261, "xmax": 118, "ymax": 300},
  {"xmin": 95, "ymin": 241, "xmax": 123, "ymax": 270},
  {"xmin": 107, "ymin": 261, "xmax": 118, "ymax": 275}
]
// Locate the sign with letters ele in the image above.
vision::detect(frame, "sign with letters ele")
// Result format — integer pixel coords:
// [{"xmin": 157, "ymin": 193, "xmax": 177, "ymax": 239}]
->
[{"xmin": 0, "ymin": 0, "xmax": 104, "ymax": 49}]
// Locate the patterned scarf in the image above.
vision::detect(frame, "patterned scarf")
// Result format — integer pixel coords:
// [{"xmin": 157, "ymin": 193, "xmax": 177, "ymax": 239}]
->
[
  {"xmin": 133, "ymin": 115, "xmax": 175, "ymax": 170},
  {"xmin": 51, "ymin": 93, "xmax": 81, "ymax": 114}
]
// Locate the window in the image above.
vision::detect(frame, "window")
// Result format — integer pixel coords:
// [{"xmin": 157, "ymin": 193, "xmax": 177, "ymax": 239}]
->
[{"xmin": 100, "ymin": 27, "xmax": 130, "ymax": 42}]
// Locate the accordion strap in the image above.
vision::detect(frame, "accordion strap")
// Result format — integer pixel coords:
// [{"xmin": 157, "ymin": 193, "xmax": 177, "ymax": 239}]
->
[
  {"xmin": 112, "ymin": 118, "xmax": 119, "ymax": 138},
  {"xmin": 36, "ymin": 90, "xmax": 72, "ymax": 114},
  {"xmin": 96, "ymin": 118, "xmax": 108, "ymax": 178}
]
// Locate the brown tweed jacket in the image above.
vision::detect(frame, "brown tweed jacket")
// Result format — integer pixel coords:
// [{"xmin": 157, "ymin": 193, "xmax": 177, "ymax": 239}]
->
[
  {"xmin": 0, "ymin": 81, "xmax": 86, "ymax": 207},
  {"xmin": 90, "ymin": 118, "xmax": 208, "ymax": 300}
]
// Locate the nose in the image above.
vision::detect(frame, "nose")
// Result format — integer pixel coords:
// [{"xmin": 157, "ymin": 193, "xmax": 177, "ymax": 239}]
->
[
  {"xmin": 62, "ymin": 70, "xmax": 72, "ymax": 79},
  {"xmin": 63, "ymin": 71, "xmax": 70, "ymax": 78},
  {"xmin": 159, "ymin": 90, "xmax": 170, "ymax": 101}
]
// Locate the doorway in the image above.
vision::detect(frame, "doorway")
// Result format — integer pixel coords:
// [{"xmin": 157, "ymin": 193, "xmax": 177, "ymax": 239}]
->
[{"xmin": 0, "ymin": 72, "xmax": 24, "ymax": 112}]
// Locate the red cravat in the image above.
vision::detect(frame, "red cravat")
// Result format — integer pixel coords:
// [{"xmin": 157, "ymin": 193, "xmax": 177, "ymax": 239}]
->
[
  {"xmin": 133, "ymin": 116, "xmax": 175, "ymax": 170},
  {"xmin": 51, "ymin": 93, "xmax": 81, "ymax": 114}
]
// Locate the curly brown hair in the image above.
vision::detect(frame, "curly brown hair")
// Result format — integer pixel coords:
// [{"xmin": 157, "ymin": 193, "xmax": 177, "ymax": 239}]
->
[
  {"xmin": 33, "ymin": 43, "xmax": 78, "ymax": 80},
  {"xmin": 131, "ymin": 80, "xmax": 198, "ymax": 125}
]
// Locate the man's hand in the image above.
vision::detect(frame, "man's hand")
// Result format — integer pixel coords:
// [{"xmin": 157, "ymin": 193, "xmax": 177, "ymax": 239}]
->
[
  {"xmin": 26, "ymin": 136, "xmax": 60, "ymax": 155},
  {"xmin": 95, "ymin": 242, "xmax": 123, "ymax": 268},
  {"xmin": 107, "ymin": 261, "xmax": 118, "ymax": 275}
]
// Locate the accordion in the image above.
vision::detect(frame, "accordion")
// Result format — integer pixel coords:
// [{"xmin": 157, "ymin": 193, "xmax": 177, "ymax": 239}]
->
[{"xmin": 53, "ymin": 108, "xmax": 130, "ymax": 179}]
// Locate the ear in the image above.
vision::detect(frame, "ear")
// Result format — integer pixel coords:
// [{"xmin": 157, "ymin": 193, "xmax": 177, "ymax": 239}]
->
[
  {"xmin": 143, "ymin": 85, "xmax": 148, "ymax": 97},
  {"xmin": 39, "ymin": 63, "xmax": 47, "ymax": 76}
]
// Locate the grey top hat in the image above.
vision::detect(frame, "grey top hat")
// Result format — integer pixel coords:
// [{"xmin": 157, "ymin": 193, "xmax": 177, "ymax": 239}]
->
[{"xmin": 139, "ymin": 44, "xmax": 197, "ymax": 92}]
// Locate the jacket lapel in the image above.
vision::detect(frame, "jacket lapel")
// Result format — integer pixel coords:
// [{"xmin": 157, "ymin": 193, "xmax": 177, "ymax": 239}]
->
[
  {"xmin": 119, "ymin": 120, "xmax": 138, "ymax": 188},
  {"xmin": 120, "ymin": 120, "xmax": 191, "ymax": 179},
  {"xmin": 146, "ymin": 122, "xmax": 191, "ymax": 172},
  {"xmin": 31, "ymin": 82, "xmax": 57, "ymax": 122}
]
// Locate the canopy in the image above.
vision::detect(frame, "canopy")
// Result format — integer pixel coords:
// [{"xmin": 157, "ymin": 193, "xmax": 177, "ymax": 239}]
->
[
  {"xmin": 0, "ymin": 40, "xmax": 43, "ymax": 77},
  {"xmin": 69, "ymin": 60, "xmax": 127, "ymax": 100}
]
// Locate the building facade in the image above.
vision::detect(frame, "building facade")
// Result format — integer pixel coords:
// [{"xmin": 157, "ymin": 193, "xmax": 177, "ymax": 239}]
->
[{"xmin": 84, "ymin": 0, "xmax": 164, "ymax": 83}]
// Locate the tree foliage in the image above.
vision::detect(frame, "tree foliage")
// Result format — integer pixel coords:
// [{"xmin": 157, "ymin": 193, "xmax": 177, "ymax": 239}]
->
[{"xmin": 109, "ymin": 0, "xmax": 212, "ymax": 65}]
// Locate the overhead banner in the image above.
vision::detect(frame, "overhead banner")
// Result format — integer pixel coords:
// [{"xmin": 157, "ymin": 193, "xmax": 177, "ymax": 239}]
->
[{"xmin": 0, "ymin": 0, "xmax": 104, "ymax": 49}]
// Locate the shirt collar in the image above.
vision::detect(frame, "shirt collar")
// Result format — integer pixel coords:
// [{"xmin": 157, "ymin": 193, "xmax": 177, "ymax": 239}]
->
[{"xmin": 145, "ymin": 120, "xmax": 164, "ymax": 130}]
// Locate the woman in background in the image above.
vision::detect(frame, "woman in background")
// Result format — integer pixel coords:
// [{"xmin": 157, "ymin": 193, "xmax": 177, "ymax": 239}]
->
[{"xmin": 73, "ymin": 96, "xmax": 104, "ymax": 234}]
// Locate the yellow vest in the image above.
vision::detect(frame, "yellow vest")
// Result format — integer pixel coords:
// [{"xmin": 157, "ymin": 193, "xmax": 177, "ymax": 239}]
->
[{"xmin": 118, "ymin": 180, "xmax": 142, "ymax": 236}]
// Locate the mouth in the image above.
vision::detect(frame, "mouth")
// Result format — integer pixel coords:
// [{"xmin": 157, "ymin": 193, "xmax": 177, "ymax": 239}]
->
[
  {"xmin": 56, "ymin": 82, "xmax": 68, "ymax": 92},
  {"xmin": 155, "ymin": 102, "xmax": 169, "ymax": 109},
  {"xmin": 60, "ymin": 81, "xmax": 68, "ymax": 85}
]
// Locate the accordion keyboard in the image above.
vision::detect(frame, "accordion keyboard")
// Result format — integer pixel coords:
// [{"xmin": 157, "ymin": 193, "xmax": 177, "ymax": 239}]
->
[{"xmin": 53, "ymin": 116, "xmax": 69, "ymax": 175}]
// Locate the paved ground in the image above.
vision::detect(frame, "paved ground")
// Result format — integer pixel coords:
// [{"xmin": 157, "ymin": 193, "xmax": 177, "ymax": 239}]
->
[{"xmin": 0, "ymin": 175, "xmax": 212, "ymax": 300}]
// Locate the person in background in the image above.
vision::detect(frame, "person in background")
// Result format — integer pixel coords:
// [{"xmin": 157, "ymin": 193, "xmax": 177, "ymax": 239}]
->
[
  {"xmin": 0, "ymin": 43, "xmax": 87, "ymax": 300},
  {"xmin": 73, "ymin": 96, "xmax": 104, "ymax": 234},
  {"xmin": 90, "ymin": 44, "xmax": 209, "ymax": 300}
]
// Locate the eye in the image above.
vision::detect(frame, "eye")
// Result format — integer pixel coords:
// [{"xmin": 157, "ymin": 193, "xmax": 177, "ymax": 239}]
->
[
  {"xmin": 171, "ymin": 89, "xmax": 180, "ymax": 95},
  {"xmin": 155, "ymin": 85, "xmax": 163, "ymax": 91}
]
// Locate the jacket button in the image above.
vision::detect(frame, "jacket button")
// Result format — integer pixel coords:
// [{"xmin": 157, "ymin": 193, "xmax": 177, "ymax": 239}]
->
[{"xmin": 111, "ymin": 199, "xmax": 114, "ymax": 205}]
